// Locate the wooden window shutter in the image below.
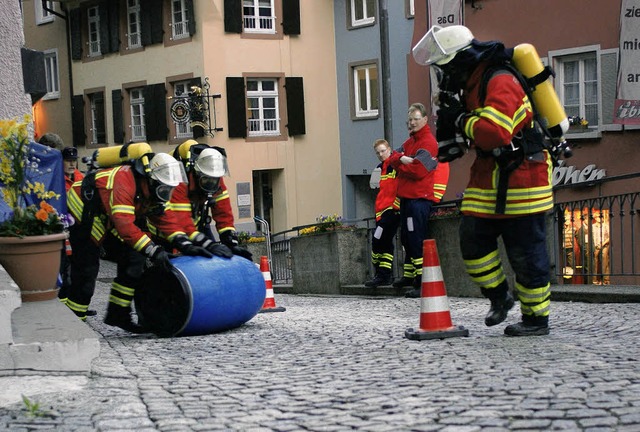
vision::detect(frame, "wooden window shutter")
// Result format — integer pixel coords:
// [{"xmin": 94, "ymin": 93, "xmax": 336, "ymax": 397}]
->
[
  {"xmin": 186, "ymin": 0, "xmax": 196, "ymax": 36},
  {"xmin": 70, "ymin": 8, "xmax": 82, "ymax": 60},
  {"xmin": 144, "ymin": 84, "xmax": 168, "ymax": 141},
  {"xmin": 226, "ymin": 77, "xmax": 247, "ymax": 138},
  {"xmin": 72, "ymin": 95, "xmax": 85, "ymax": 146},
  {"xmin": 107, "ymin": 1, "xmax": 120, "ymax": 53},
  {"xmin": 112, "ymin": 89, "xmax": 124, "ymax": 144},
  {"xmin": 98, "ymin": 4, "xmax": 110, "ymax": 55},
  {"xmin": 140, "ymin": 0, "xmax": 164, "ymax": 46},
  {"xmin": 285, "ymin": 77, "xmax": 306, "ymax": 136},
  {"xmin": 224, "ymin": 0, "xmax": 242, "ymax": 34},
  {"xmin": 94, "ymin": 92, "xmax": 106, "ymax": 144},
  {"xmin": 282, "ymin": 0, "xmax": 301, "ymax": 35}
]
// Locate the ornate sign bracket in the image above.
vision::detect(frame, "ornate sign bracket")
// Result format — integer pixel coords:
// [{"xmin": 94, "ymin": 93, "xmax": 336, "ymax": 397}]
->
[{"xmin": 169, "ymin": 77, "xmax": 223, "ymax": 138}]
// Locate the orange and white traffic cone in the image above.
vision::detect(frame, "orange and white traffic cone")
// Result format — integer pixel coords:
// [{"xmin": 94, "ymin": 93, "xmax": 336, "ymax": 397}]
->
[
  {"xmin": 405, "ymin": 239, "xmax": 469, "ymax": 340},
  {"xmin": 258, "ymin": 256, "xmax": 286, "ymax": 313}
]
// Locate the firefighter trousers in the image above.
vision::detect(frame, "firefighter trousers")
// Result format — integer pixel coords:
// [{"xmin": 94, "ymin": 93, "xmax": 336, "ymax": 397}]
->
[
  {"xmin": 67, "ymin": 224, "xmax": 146, "ymax": 320},
  {"xmin": 459, "ymin": 213, "xmax": 551, "ymax": 325},
  {"xmin": 371, "ymin": 210, "xmax": 400, "ymax": 275},
  {"xmin": 399, "ymin": 198, "xmax": 433, "ymax": 279}
]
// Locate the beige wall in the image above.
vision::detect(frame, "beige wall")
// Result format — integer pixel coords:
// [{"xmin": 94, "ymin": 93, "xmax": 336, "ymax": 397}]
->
[
  {"xmin": 66, "ymin": 0, "xmax": 341, "ymax": 233},
  {"xmin": 198, "ymin": 1, "xmax": 342, "ymax": 232},
  {"xmin": 21, "ymin": 0, "xmax": 73, "ymax": 146}
]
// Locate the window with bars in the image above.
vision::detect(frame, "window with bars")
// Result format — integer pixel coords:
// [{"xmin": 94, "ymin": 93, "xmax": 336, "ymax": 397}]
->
[
  {"xmin": 243, "ymin": 0, "xmax": 275, "ymax": 34},
  {"xmin": 557, "ymin": 52, "xmax": 599, "ymax": 129},
  {"xmin": 172, "ymin": 0, "xmax": 189, "ymax": 40},
  {"xmin": 350, "ymin": 0, "xmax": 376, "ymax": 27},
  {"xmin": 174, "ymin": 81, "xmax": 193, "ymax": 138},
  {"xmin": 89, "ymin": 92, "xmax": 106, "ymax": 145},
  {"xmin": 127, "ymin": 0, "xmax": 142, "ymax": 49},
  {"xmin": 247, "ymin": 79, "xmax": 280, "ymax": 136},
  {"xmin": 43, "ymin": 50, "xmax": 59, "ymax": 99},
  {"xmin": 353, "ymin": 63, "xmax": 379, "ymax": 118},
  {"xmin": 130, "ymin": 88, "xmax": 146, "ymax": 141},
  {"xmin": 87, "ymin": 6, "xmax": 101, "ymax": 57}
]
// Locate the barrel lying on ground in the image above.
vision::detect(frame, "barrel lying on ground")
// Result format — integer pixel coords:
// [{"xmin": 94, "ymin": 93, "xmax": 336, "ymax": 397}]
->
[{"xmin": 135, "ymin": 255, "xmax": 266, "ymax": 337}]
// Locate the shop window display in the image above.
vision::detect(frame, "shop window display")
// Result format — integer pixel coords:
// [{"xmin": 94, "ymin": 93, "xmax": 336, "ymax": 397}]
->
[{"xmin": 561, "ymin": 209, "xmax": 610, "ymax": 285}]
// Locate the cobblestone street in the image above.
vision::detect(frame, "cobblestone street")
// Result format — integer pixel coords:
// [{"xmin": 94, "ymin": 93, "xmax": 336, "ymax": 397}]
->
[{"xmin": 1, "ymin": 260, "xmax": 640, "ymax": 431}]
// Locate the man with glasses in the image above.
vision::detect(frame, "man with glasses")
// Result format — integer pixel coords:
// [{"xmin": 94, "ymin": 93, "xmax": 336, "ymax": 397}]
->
[{"xmin": 387, "ymin": 103, "xmax": 440, "ymax": 298}]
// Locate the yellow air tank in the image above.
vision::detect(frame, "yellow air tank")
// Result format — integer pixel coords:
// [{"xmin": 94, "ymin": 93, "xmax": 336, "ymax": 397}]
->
[
  {"xmin": 94, "ymin": 142, "xmax": 153, "ymax": 168},
  {"xmin": 512, "ymin": 43, "xmax": 569, "ymax": 139},
  {"xmin": 175, "ymin": 139, "xmax": 199, "ymax": 160}
]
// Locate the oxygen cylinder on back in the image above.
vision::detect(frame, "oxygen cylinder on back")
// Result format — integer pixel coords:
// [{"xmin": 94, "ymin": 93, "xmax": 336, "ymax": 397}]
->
[
  {"xmin": 511, "ymin": 43, "xmax": 569, "ymax": 139},
  {"xmin": 94, "ymin": 142, "xmax": 153, "ymax": 168}
]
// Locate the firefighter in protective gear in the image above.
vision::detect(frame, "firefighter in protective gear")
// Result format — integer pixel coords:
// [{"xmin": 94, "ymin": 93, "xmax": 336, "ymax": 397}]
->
[
  {"xmin": 364, "ymin": 139, "xmax": 400, "ymax": 288},
  {"xmin": 387, "ymin": 103, "xmax": 440, "ymax": 298},
  {"xmin": 166, "ymin": 141, "xmax": 252, "ymax": 261},
  {"xmin": 66, "ymin": 152, "xmax": 207, "ymax": 333},
  {"xmin": 417, "ymin": 25, "xmax": 552, "ymax": 336}
]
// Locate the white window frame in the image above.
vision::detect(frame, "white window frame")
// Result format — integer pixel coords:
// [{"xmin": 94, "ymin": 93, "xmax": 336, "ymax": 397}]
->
[
  {"xmin": 243, "ymin": 0, "xmax": 276, "ymax": 34},
  {"xmin": 407, "ymin": 0, "xmax": 415, "ymax": 18},
  {"xmin": 174, "ymin": 81, "xmax": 193, "ymax": 139},
  {"xmin": 35, "ymin": 0, "xmax": 55, "ymax": 25},
  {"xmin": 171, "ymin": 0, "xmax": 189, "ymax": 40},
  {"xmin": 127, "ymin": 0, "xmax": 142, "ymax": 49},
  {"xmin": 130, "ymin": 88, "xmax": 146, "ymax": 141},
  {"xmin": 350, "ymin": 0, "xmax": 375, "ymax": 27},
  {"xmin": 549, "ymin": 45, "xmax": 601, "ymax": 133},
  {"xmin": 247, "ymin": 78, "xmax": 280, "ymax": 137},
  {"xmin": 353, "ymin": 63, "xmax": 379, "ymax": 118},
  {"xmin": 43, "ymin": 49, "xmax": 60, "ymax": 100},
  {"xmin": 87, "ymin": 6, "xmax": 101, "ymax": 57}
]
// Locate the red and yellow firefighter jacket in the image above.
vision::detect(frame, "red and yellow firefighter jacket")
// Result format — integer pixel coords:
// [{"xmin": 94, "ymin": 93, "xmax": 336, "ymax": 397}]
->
[
  {"xmin": 67, "ymin": 165, "xmax": 184, "ymax": 251},
  {"xmin": 374, "ymin": 157, "xmax": 400, "ymax": 221},
  {"xmin": 387, "ymin": 125, "xmax": 439, "ymax": 202},
  {"xmin": 64, "ymin": 169, "xmax": 84, "ymax": 192},
  {"xmin": 165, "ymin": 177, "xmax": 237, "ymax": 241},
  {"xmin": 459, "ymin": 62, "xmax": 553, "ymax": 218},
  {"xmin": 433, "ymin": 161, "xmax": 450, "ymax": 203}
]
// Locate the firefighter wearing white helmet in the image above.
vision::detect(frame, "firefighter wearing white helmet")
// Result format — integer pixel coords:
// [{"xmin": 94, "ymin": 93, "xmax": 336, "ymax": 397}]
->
[
  {"xmin": 160, "ymin": 141, "xmax": 253, "ymax": 261},
  {"xmin": 65, "ymin": 151, "xmax": 207, "ymax": 333},
  {"xmin": 413, "ymin": 25, "xmax": 553, "ymax": 337}
]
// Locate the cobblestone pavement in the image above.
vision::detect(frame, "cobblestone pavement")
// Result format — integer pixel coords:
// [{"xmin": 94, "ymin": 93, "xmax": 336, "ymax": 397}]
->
[{"xmin": 1, "ymin": 260, "xmax": 640, "ymax": 431}]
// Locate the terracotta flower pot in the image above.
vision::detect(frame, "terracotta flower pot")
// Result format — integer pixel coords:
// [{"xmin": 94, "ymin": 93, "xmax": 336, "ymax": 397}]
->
[{"xmin": 0, "ymin": 232, "xmax": 67, "ymax": 301}]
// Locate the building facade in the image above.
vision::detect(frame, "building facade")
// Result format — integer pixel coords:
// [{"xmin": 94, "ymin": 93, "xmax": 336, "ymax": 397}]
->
[{"xmin": 22, "ymin": 0, "xmax": 342, "ymax": 234}]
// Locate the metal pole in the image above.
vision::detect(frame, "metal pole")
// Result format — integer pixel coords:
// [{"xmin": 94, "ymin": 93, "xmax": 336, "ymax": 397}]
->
[{"xmin": 254, "ymin": 216, "xmax": 272, "ymax": 266}]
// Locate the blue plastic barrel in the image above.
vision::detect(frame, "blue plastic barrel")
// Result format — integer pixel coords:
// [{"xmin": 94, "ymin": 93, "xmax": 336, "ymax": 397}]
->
[{"xmin": 135, "ymin": 255, "xmax": 266, "ymax": 337}]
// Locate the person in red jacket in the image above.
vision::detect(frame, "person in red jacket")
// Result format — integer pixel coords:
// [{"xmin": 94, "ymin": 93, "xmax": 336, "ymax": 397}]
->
[
  {"xmin": 387, "ymin": 103, "xmax": 440, "ymax": 298},
  {"xmin": 365, "ymin": 139, "xmax": 400, "ymax": 288},
  {"xmin": 61, "ymin": 147, "xmax": 84, "ymax": 192},
  {"xmin": 415, "ymin": 25, "xmax": 552, "ymax": 336},
  {"xmin": 66, "ymin": 152, "xmax": 212, "ymax": 332},
  {"xmin": 166, "ymin": 141, "xmax": 252, "ymax": 261},
  {"xmin": 57, "ymin": 147, "xmax": 85, "ymax": 305}
]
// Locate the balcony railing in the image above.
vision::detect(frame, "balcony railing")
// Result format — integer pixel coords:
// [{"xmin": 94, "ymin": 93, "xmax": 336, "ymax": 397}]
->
[{"xmin": 243, "ymin": 15, "xmax": 275, "ymax": 33}]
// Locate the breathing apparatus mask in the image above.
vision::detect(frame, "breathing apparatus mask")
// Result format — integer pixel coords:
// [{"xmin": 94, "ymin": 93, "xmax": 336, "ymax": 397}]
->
[{"xmin": 136, "ymin": 153, "xmax": 187, "ymax": 211}]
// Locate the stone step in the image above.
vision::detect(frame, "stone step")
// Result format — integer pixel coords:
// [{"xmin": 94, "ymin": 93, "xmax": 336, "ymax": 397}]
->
[{"xmin": 0, "ymin": 266, "xmax": 100, "ymax": 375}]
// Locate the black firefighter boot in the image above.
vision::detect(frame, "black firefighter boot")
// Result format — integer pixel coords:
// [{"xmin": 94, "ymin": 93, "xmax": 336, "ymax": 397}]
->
[
  {"xmin": 104, "ymin": 303, "xmax": 147, "ymax": 334},
  {"xmin": 364, "ymin": 268, "xmax": 393, "ymax": 288},
  {"xmin": 485, "ymin": 290, "xmax": 515, "ymax": 326}
]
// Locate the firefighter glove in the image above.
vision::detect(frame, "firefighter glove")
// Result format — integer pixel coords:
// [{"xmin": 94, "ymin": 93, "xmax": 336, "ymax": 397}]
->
[
  {"xmin": 145, "ymin": 244, "xmax": 175, "ymax": 273},
  {"xmin": 192, "ymin": 232, "xmax": 233, "ymax": 258},
  {"xmin": 220, "ymin": 230, "xmax": 253, "ymax": 261},
  {"xmin": 173, "ymin": 235, "xmax": 213, "ymax": 258}
]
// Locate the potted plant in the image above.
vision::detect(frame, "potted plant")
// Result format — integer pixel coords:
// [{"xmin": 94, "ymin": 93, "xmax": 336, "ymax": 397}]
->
[{"xmin": 0, "ymin": 115, "xmax": 68, "ymax": 301}]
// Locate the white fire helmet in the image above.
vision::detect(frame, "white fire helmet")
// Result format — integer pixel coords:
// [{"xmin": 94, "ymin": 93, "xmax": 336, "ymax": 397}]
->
[
  {"xmin": 412, "ymin": 25, "xmax": 474, "ymax": 66},
  {"xmin": 194, "ymin": 148, "xmax": 228, "ymax": 178},
  {"xmin": 148, "ymin": 153, "xmax": 187, "ymax": 187}
]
